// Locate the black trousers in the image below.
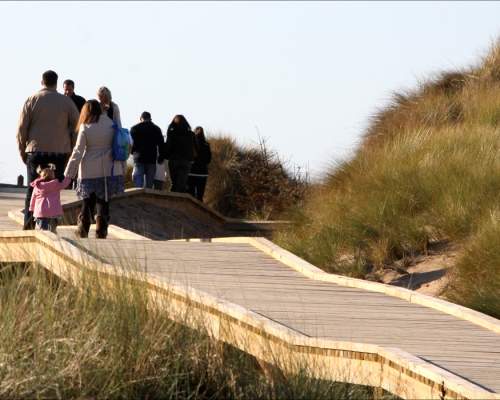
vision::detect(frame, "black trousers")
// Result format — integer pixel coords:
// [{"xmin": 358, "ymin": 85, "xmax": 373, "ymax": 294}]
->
[
  {"xmin": 81, "ymin": 193, "xmax": 109, "ymax": 223},
  {"xmin": 187, "ymin": 175, "xmax": 208, "ymax": 202},
  {"xmin": 168, "ymin": 160, "xmax": 191, "ymax": 193},
  {"xmin": 24, "ymin": 152, "xmax": 67, "ymax": 229}
]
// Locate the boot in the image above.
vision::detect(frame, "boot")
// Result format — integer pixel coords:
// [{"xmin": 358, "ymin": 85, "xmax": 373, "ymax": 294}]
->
[
  {"xmin": 23, "ymin": 213, "xmax": 35, "ymax": 230},
  {"xmin": 95, "ymin": 216, "xmax": 108, "ymax": 239},
  {"xmin": 76, "ymin": 213, "xmax": 90, "ymax": 238}
]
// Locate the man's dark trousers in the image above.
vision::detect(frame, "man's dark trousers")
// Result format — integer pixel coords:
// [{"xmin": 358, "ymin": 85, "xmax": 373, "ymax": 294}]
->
[
  {"xmin": 133, "ymin": 163, "xmax": 156, "ymax": 189},
  {"xmin": 23, "ymin": 152, "xmax": 67, "ymax": 229}
]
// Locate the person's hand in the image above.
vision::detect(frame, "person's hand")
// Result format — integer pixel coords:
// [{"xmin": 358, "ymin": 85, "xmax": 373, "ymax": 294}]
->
[{"xmin": 63, "ymin": 176, "xmax": 71, "ymax": 189}]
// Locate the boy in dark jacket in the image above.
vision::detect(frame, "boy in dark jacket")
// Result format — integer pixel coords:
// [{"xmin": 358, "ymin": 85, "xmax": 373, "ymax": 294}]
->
[
  {"xmin": 188, "ymin": 126, "xmax": 211, "ymax": 202},
  {"xmin": 130, "ymin": 111, "xmax": 164, "ymax": 189}
]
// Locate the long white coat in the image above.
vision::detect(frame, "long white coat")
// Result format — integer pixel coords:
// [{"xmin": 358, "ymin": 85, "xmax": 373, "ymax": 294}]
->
[{"xmin": 65, "ymin": 113, "xmax": 125, "ymax": 180}]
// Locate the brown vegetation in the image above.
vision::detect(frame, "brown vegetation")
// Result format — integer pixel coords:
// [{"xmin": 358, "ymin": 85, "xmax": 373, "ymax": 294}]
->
[{"xmin": 204, "ymin": 136, "xmax": 308, "ymax": 220}]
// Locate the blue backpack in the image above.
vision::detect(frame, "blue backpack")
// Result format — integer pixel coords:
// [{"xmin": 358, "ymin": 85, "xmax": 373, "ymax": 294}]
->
[{"xmin": 112, "ymin": 123, "xmax": 130, "ymax": 162}]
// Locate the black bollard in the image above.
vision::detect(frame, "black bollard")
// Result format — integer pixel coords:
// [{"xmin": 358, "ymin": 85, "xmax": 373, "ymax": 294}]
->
[{"xmin": 17, "ymin": 175, "xmax": 24, "ymax": 187}]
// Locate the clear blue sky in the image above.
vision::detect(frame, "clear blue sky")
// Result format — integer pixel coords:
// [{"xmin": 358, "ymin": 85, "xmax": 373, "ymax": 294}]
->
[{"xmin": 1, "ymin": 1, "xmax": 499, "ymax": 183}]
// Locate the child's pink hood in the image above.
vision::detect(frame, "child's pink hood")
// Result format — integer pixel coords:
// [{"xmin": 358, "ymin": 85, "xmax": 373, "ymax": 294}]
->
[{"xmin": 29, "ymin": 177, "xmax": 71, "ymax": 218}]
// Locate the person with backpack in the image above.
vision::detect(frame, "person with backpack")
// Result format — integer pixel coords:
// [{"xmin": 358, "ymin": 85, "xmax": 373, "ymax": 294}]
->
[
  {"xmin": 97, "ymin": 86, "xmax": 122, "ymax": 128},
  {"xmin": 164, "ymin": 115, "xmax": 195, "ymax": 193},
  {"xmin": 187, "ymin": 126, "xmax": 211, "ymax": 202},
  {"xmin": 130, "ymin": 111, "xmax": 164, "ymax": 189},
  {"xmin": 64, "ymin": 99, "xmax": 125, "ymax": 239}
]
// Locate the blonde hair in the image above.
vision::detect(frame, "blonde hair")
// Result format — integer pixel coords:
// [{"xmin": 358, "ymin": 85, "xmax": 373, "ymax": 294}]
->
[
  {"xmin": 36, "ymin": 164, "xmax": 56, "ymax": 181},
  {"xmin": 97, "ymin": 86, "xmax": 112, "ymax": 103}
]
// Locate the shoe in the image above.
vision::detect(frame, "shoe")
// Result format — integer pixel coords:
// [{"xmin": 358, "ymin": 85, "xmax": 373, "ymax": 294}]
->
[
  {"xmin": 76, "ymin": 213, "xmax": 90, "ymax": 238},
  {"xmin": 95, "ymin": 216, "xmax": 108, "ymax": 239}
]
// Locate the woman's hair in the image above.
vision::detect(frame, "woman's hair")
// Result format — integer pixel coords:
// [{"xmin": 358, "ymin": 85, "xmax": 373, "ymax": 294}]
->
[
  {"xmin": 97, "ymin": 86, "xmax": 112, "ymax": 103},
  {"xmin": 168, "ymin": 114, "xmax": 191, "ymax": 132},
  {"xmin": 194, "ymin": 126, "xmax": 206, "ymax": 142},
  {"xmin": 77, "ymin": 99, "xmax": 102, "ymax": 132},
  {"xmin": 36, "ymin": 163, "xmax": 56, "ymax": 181}
]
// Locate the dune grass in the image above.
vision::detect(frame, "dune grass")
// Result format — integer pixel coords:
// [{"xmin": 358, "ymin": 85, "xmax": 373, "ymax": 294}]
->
[
  {"xmin": 204, "ymin": 135, "xmax": 308, "ymax": 220},
  {"xmin": 447, "ymin": 213, "xmax": 500, "ymax": 319},
  {"xmin": 276, "ymin": 41, "xmax": 500, "ymax": 316},
  {"xmin": 0, "ymin": 262, "xmax": 389, "ymax": 399}
]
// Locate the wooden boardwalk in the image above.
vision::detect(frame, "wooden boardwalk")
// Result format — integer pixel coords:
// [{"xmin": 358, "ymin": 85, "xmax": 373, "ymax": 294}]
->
[{"xmin": 1, "ymin": 187, "xmax": 499, "ymax": 399}]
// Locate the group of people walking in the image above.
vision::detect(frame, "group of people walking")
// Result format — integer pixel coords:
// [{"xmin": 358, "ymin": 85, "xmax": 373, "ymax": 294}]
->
[
  {"xmin": 129, "ymin": 113, "xmax": 211, "ymax": 198},
  {"xmin": 17, "ymin": 70, "xmax": 211, "ymax": 238}
]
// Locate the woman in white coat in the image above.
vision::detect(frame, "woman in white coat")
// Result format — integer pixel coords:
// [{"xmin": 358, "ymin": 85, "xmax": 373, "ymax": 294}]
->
[{"xmin": 65, "ymin": 99, "xmax": 125, "ymax": 238}]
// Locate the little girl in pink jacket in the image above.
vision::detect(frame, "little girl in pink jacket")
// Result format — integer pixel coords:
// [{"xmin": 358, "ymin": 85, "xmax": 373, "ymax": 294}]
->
[{"xmin": 29, "ymin": 164, "xmax": 71, "ymax": 232}]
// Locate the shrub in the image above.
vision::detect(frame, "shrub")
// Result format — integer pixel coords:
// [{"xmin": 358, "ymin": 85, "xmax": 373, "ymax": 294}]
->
[{"xmin": 204, "ymin": 135, "xmax": 308, "ymax": 220}]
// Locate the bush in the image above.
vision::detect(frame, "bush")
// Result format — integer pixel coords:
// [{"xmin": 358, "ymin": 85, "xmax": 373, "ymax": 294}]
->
[{"xmin": 204, "ymin": 135, "xmax": 308, "ymax": 220}]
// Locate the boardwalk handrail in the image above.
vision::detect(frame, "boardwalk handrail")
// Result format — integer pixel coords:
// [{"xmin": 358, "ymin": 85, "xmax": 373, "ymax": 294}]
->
[{"xmin": 1, "ymin": 230, "xmax": 499, "ymax": 400}]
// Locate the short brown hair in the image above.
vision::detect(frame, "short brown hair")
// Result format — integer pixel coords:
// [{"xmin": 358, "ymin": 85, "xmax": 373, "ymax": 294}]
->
[
  {"xmin": 77, "ymin": 99, "xmax": 101, "ymax": 132},
  {"xmin": 42, "ymin": 70, "xmax": 58, "ymax": 87}
]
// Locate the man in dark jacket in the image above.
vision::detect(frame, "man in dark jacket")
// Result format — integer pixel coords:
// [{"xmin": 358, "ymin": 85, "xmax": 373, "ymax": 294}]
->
[
  {"xmin": 63, "ymin": 79, "xmax": 86, "ymax": 113},
  {"xmin": 130, "ymin": 111, "xmax": 164, "ymax": 188}
]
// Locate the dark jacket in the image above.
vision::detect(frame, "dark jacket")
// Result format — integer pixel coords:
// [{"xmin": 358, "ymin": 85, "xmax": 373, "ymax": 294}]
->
[
  {"xmin": 190, "ymin": 140, "xmax": 211, "ymax": 175},
  {"xmin": 130, "ymin": 121, "xmax": 164, "ymax": 164},
  {"xmin": 164, "ymin": 127, "xmax": 195, "ymax": 162},
  {"xmin": 70, "ymin": 93, "xmax": 86, "ymax": 113}
]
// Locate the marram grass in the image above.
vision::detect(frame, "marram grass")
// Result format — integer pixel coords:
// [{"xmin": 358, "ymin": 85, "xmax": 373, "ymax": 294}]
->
[
  {"xmin": 276, "ymin": 41, "xmax": 500, "ymax": 317},
  {"xmin": 0, "ymin": 262, "xmax": 391, "ymax": 399}
]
